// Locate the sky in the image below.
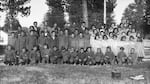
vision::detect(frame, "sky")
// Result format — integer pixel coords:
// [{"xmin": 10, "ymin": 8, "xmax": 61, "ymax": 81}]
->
[
  {"xmin": 114, "ymin": 0, "xmax": 135, "ymax": 24},
  {"xmin": 0, "ymin": 0, "xmax": 134, "ymax": 27}
]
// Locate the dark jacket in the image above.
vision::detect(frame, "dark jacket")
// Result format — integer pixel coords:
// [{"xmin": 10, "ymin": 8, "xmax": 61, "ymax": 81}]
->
[
  {"xmin": 15, "ymin": 36, "xmax": 27, "ymax": 52},
  {"xmin": 5, "ymin": 50, "xmax": 16, "ymax": 62},
  {"xmin": 26, "ymin": 35, "xmax": 38, "ymax": 51}
]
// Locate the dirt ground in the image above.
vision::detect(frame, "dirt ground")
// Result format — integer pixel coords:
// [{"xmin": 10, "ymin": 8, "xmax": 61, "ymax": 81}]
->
[{"xmin": 0, "ymin": 62, "xmax": 149, "ymax": 84}]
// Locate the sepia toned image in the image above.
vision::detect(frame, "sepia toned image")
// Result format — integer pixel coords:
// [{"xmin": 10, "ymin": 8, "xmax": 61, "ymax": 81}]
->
[{"xmin": 0, "ymin": 0, "xmax": 150, "ymax": 84}]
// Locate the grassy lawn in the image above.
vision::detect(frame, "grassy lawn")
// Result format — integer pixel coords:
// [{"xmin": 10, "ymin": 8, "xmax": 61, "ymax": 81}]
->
[{"xmin": 0, "ymin": 63, "xmax": 149, "ymax": 84}]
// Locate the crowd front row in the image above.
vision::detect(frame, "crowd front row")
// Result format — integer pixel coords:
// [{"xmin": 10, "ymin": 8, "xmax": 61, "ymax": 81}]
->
[{"xmin": 4, "ymin": 43, "xmax": 138, "ymax": 66}]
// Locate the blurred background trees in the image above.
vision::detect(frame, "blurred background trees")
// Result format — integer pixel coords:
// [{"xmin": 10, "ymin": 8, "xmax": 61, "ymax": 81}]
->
[
  {"xmin": 45, "ymin": 0, "xmax": 117, "ymax": 28},
  {"xmin": 0, "ymin": 0, "xmax": 30, "ymax": 31}
]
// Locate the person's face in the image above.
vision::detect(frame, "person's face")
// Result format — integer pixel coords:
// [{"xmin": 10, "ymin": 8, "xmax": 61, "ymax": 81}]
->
[
  {"xmin": 11, "ymin": 33, "xmax": 15, "ymax": 37},
  {"xmin": 41, "ymin": 32, "xmax": 44, "ymax": 36},
  {"xmin": 136, "ymin": 33, "xmax": 140, "ymax": 37},
  {"xmin": 30, "ymin": 31, "xmax": 34, "ymax": 35},
  {"xmin": 18, "ymin": 27, "xmax": 21, "ymax": 30},
  {"xmin": 103, "ymin": 36, "xmax": 108, "ymax": 40},
  {"xmin": 113, "ymin": 36, "xmax": 117, "ymax": 40},
  {"xmin": 97, "ymin": 48, "xmax": 101, "ymax": 52},
  {"xmin": 22, "ymin": 48, "xmax": 26, "ymax": 52},
  {"xmin": 33, "ymin": 47, "xmax": 37, "ymax": 51},
  {"xmin": 75, "ymin": 30, "xmax": 78, "ymax": 35},
  {"xmin": 109, "ymin": 33, "xmax": 113, "ymax": 37},
  {"xmin": 44, "ymin": 22, "xmax": 48, "ymax": 26},
  {"xmin": 107, "ymin": 48, "xmax": 111, "ymax": 52},
  {"xmin": 54, "ymin": 23, "xmax": 57, "ymax": 27},
  {"xmin": 85, "ymin": 29, "xmax": 89, "ymax": 33},
  {"xmin": 53, "ymin": 47, "xmax": 57, "ymax": 51},
  {"xmin": 34, "ymin": 22, "xmax": 38, "ymax": 27},
  {"xmin": 65, "ymin": 30, "xmax": 68, "ymax": 35},
  {"xmin": 132, "ymin": 29, "xmax": 136, "ymax": 33},
  {"xmin": 71, "ymin": 34, "xmax": 75, "ymax": 38},
  {"xmin": 44, "ymin": 45, "xmax": 48, "ymax": 49},
  {"xmin": 114, "ymin": 29, "xmax": 118, "ymax": 33},
  {"xmin": 52, "ymin": 32, "xmax": 55, "ymax": 36},
  {"xmin": 101, "ymin": 32, "xmax": 104, "ymax": 36},
  {"xmin": 7, "ymin": 46, "xmax": 11, "ymax": 50},
  {"xmin": 79, "ymin": 33, "xmax": 83, "ymax": 38},
  {"xmin": 123, "ymin": 37, "xmax": 126, "ymax": 41},
  {"xmin": 92, "ymin": 26, "xmax": 96, "ymax": 30},
  {"xmin": 131, "ymin": 48, "xmax": 135, "ymax": 53},
  {"xmin": 80, "ymin": 49, "xmax": 84, "ymax": 53},
  {"xmin": 21, "ymin": 32, "xmax": 25, "ymax": 36},
  {"xmin": 87, "ymin": 48, "xmax": 91, "ymax": 52}
]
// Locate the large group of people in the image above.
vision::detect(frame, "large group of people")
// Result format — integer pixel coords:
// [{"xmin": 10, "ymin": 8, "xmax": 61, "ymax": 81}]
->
[{"xmin": 4, "ymin": 21, "xmax": 143, "ymax": 66}]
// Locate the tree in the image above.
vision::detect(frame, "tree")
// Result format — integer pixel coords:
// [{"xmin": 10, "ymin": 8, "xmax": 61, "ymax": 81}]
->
[
  {"xmin": 143, "ymin": 0, "xmax": 150, "ymax": 35},
  {"xmin": 45, "ymin": 0, "xmax": 116, "ymax": 28},
  {"xmin": 0, "ymin": 0, "xmax": 31, "ymax": 31},
  {"xmin": 122, "ymin": 0, "xmax": 145, "ymax": 32}
]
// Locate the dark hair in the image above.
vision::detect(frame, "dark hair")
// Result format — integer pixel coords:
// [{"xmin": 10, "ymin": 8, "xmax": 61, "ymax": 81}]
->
[
  {"xmin": 121, "ymin": 36, "xmax": 126, "ymax": 41},
  {"xmin": 113, "ymin": 28, "xmax": 118, "ymax": 33},
  {"xmin": 129, "ymin": 35, "xmax": 135, "ymax": 40},
  {"xmin": 120, "ymin": 47, "xmax": 124, "ymax": 50},
  {"xmin": 126, "ymin": 31, "xmax": 131, "ymax": 36},
  {"xmin": 103, "ymin": 35, "xmax": 108, "ymax": 40}
]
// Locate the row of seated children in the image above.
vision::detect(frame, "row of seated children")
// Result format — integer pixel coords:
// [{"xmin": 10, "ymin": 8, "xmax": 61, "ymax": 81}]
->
[{"xmin": 4, "ymin": 44, "xmax": 138, "ymax": 66}]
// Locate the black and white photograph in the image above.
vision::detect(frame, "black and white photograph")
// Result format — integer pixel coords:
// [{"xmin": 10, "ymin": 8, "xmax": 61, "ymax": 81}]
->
[{"xmin": 0, "ymin": 0, "xmax": 150, "ymax": 84}]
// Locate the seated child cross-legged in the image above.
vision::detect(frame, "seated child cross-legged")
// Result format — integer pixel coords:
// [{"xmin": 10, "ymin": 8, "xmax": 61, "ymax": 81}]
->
[
  {"xmin": 61, "ymin": 48, "xmax": 70, "ymax": 64},
  {"xmin": 69, "ymin": 48, "xmax": 77, "ymax": 64},
  {"xmin": 50, "ymin": 46, "xmax": 62, "ymax": 64},
  {"xmin": 94, "ymin": 48, "xmax": 104, "ymax": 65},
  {"xmin": 104, "ymin": 46, "xmax": 115, "ymax": 65},
  {"xmin": 77, "ymin": 48, "xmax": 86, "ymax": 65},
  {"xmin": 19, "ymin": 48, "xmax": 30, "ymax": 65},
  {"xmin": 41, "ymin": 44, "xmax": 51, "ymax": 64},
  {"xmin": 128, "ymin": 48, "xmax": 137, "ymax": 65},
  {"xmin": 86, "ymin": 47, "xmax": 95, "ymax": 65},
  {"xmin": 4, "ymin": 45, "xmax": 16, "ymax": 66},
  {"xmin": 29, "ymin": 45, "xmax": 41, "ymax": 65},
  {"xmin": 117, "ymin": 47, "xmax": 128, "ymax": 65}
]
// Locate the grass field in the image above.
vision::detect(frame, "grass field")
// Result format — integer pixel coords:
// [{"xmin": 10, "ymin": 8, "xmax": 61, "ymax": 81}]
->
[{"xmin": 0, "ymin": 63, "xmax": 149, "ymax": 84}]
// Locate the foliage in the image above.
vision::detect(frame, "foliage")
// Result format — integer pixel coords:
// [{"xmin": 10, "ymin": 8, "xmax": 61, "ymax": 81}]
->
[
  {"xmin": 0, "ymin": 0, "xmax": 31, "ymax": 31},
  {"xmin": 143, "ymin": 0, "xmax": 150, "ymax": 35},
  {"xmin": 122, "ymin": 0, "xmax": 145, "ymax": 32},
  {"xmin": 45, "ymin": 0, "xmax": 116, "ymax": 28}
]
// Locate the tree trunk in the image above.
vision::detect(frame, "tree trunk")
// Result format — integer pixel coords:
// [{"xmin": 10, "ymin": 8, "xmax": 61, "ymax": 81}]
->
[{"xmin": 82, "ymin": 0, "xmax": 88, "ymax": 27}]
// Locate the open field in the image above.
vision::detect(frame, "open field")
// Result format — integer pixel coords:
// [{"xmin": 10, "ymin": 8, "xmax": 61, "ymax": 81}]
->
[{"xmin": 0, "ymin": 63, "xmax": 149, "ymax": 84}]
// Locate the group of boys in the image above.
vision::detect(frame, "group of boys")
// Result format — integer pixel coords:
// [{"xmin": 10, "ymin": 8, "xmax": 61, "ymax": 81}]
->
[{"xmin": 4, "ymin": 22, "xmax": 138, "ymax": 66}]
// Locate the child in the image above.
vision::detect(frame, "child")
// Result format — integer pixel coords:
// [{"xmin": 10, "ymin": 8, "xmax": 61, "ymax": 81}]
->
[
  {"xmin": 104, "ymin": 46, "xmax": 115, "ymax": 65},
  {"xmin": 19, "ymin": 48, "xmax": 29, "ymax": 65},
  {"xmin": 86, "ymin": 47, "xmax": 95, "ymax": 65},
  {"xmin": 4, "ymin": 45, "xmax": 16, "ymax": 65},
  {"xmin": 117, "ymin": 47, "xmax": 127, "ymax": 65},
  {"xmin": 29, "ymin": 45, "xmax": 41, "ymax": 65},
  {"xmin": 38, "ymin": 31, "xmax": 46, "ymax": 50},
  {"xmin": 77, "ymin": 48, "xmax": 86, "ymax": 65},
  {"xmin": 26, "ymin": 30, "xmax": 38, "ymax": 51},
  {"xmin": 94, "ymin": 48, "xmax": 104, "ymax": 65},
  {"xmin": 69, "ymin": 48, "xmax": 77, "ymax": 64},
  {"xmin": 50, "ymin": 46, "xmax": 62, "ymax": 64},
  {"xmin": 128, "ymin": 48, "xmax": 137, "ymax": 65},
  {"xmin": 121, "ymin": 36, "xmax": 127, "ymax": 41},
  {"xmin": 41, "ymin": 44, "xmax": 51, "ymax": 64},
  {"xmin": 61, "ymin": 48, "xmax": 70, "ymax": 64}
]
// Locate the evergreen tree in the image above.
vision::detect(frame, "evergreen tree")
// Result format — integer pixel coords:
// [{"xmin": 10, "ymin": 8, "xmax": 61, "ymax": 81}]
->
[
  {"xmin": 45, "ymin": 0, "xmax": 116, "ymax": 28},
  {"xmin": 143, "ymin": 0, "xmax": 150, "ymax": 35},
  {"xmin": 0, "ymin": 0, "xmax": 30, "ymax": 31},
  {"xmin": 122, "ymin": 0, "xmax": 145, "ymax": 32}
]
